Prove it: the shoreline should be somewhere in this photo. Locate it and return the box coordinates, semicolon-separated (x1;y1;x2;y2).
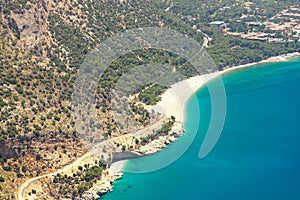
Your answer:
149;52;300;128
222;52;300;74
113;51;300;171
18;52;300;200
82;52;300;200
110;160;128;172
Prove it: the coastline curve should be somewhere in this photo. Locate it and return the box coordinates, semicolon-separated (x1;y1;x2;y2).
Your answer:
72;27;227;173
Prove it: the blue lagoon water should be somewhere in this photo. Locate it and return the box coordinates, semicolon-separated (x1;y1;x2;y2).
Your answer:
102;58;300;200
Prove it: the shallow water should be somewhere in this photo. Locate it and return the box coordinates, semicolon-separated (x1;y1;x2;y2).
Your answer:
102;58;300;200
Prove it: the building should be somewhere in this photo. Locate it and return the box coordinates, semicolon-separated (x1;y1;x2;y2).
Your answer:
209;21;225;27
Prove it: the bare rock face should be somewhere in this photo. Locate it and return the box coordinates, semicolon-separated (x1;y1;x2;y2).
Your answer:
10;2;48;50
0;140;18;159
8;17;20;36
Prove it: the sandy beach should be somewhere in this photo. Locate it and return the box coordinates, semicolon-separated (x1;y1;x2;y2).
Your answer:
109;52;300;172
147;52;300;127
49;52;299;200
110;160;128;172
102;52;300;200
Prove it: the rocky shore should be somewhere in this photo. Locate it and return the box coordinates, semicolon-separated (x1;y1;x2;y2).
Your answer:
79;169;123;200
18;52;300;200
133;125;184;155
81;122;185;199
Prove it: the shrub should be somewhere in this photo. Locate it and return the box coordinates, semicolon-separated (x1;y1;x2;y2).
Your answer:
3;166;12;171
36;154;41;161
54;115;60;121
22;166;27;172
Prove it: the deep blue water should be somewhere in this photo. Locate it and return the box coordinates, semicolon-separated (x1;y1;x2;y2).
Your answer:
102;57;300;200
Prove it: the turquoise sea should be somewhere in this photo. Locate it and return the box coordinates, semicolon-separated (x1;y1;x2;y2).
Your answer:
102;57;300;200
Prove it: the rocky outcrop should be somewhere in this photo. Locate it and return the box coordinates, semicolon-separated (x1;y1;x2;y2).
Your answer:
0;140;18;159
134;123;184;155
80;169;123;200
80;125;185;199
134;134;177;155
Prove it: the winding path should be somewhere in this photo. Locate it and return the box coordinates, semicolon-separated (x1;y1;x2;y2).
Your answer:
18;118;166;200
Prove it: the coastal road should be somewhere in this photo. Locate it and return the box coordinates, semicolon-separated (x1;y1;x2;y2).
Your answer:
18;117;166;200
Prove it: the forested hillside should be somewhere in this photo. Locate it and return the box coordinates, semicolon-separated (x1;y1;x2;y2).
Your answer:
154;0;300;67
0;0;203;198
0;0;299;199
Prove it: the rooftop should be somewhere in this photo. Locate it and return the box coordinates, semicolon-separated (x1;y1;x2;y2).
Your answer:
209;21;225;25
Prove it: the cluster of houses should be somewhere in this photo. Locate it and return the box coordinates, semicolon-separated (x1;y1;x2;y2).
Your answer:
210;6;300;43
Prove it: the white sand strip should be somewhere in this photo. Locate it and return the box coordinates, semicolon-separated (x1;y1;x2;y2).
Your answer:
110;160;128;172
147;52;300;124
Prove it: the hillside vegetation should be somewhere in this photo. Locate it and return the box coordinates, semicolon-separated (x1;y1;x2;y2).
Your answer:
0;0;299;199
